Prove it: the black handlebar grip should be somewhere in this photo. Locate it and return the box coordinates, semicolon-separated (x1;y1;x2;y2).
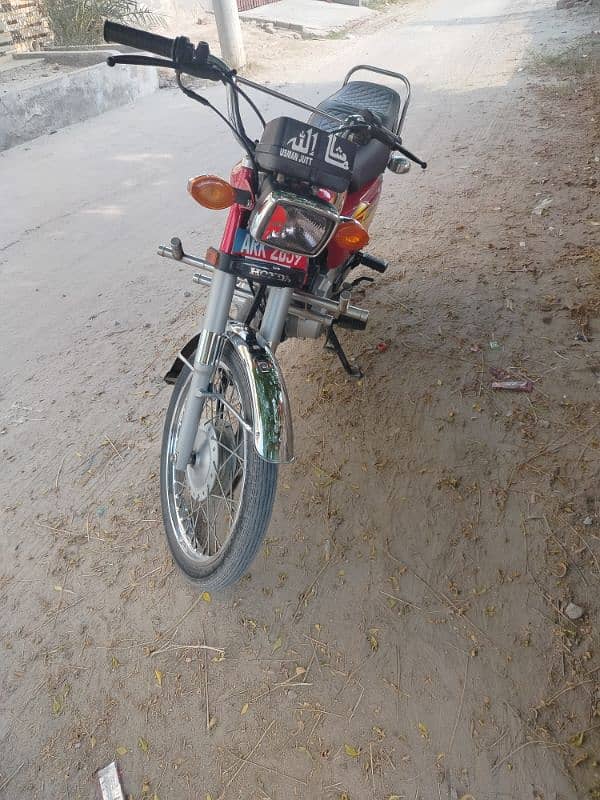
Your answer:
103;20;174;59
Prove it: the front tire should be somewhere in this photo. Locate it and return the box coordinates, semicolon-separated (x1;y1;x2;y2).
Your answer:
160;342;278;590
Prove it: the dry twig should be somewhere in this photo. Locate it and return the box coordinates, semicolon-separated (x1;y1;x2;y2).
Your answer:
217;720;276;799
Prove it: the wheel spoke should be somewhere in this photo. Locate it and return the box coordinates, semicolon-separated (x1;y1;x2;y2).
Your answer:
165;358;248;565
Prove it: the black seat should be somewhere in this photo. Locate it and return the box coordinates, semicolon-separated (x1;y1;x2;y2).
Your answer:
308;81;402;192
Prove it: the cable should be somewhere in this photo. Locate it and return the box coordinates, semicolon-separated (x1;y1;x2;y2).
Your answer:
235;84;266;128
175;73;259;179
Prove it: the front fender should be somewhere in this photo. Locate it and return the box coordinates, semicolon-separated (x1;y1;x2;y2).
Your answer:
164;322;294;464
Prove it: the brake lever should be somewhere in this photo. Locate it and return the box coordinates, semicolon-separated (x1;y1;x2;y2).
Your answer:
107;54;175;69
107;51;225;82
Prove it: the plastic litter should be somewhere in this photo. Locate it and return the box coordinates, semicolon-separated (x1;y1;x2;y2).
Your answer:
97;762;125;800
532;196;553;216
491;379;534;393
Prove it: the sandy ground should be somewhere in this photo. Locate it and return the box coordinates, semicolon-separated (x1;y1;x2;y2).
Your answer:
1;0;599;798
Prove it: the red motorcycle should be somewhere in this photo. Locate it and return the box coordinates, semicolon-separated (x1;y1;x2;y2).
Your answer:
104;21;427;589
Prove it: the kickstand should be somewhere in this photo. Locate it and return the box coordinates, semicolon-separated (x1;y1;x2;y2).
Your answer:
324;326;363;379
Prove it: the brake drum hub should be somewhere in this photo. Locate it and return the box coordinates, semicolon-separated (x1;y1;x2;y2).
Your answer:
187;422;219;502
186;420;238;502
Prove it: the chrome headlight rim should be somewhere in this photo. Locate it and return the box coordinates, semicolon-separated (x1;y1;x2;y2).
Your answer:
248;189;340;257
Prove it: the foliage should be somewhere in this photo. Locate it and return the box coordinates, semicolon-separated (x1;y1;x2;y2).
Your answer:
42;0;165;46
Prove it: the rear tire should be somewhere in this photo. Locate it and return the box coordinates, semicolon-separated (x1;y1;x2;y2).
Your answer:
160;342;278;590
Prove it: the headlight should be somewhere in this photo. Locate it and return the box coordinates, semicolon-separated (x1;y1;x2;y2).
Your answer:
249;190;339;257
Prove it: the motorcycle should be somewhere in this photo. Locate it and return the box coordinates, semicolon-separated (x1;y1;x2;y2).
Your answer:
103;20;427;590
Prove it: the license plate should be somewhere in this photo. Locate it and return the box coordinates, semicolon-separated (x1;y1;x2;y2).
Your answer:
233;229;308;270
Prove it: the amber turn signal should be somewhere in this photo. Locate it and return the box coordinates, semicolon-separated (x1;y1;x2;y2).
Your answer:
332;218;370;251
187;175;237;210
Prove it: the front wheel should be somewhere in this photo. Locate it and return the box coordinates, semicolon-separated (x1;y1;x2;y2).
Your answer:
160;342;278;590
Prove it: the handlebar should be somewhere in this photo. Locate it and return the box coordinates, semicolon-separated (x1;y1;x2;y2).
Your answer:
331;113;427;169
104;20;174;59
103;20;427;168
103;20;225;81
371;127;427;169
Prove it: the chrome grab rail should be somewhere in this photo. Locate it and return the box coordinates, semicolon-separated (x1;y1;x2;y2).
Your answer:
342;64;411;135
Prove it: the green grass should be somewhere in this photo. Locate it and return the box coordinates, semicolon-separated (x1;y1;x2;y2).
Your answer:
325;28;348;39
366;0;408;8
528;35;600;77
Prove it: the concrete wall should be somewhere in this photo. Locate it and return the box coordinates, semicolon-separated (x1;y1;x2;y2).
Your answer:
0;59;158;150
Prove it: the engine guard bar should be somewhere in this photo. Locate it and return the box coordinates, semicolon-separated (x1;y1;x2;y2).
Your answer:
157;244;370;327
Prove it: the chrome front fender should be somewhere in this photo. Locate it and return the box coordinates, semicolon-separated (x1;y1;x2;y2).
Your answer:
164;323;294;464
225;322;294;464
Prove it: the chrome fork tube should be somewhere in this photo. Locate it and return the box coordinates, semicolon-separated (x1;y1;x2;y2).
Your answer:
174;269;236;471
259;287;293;351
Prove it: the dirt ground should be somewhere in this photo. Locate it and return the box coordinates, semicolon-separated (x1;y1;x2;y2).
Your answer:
1;1;599;799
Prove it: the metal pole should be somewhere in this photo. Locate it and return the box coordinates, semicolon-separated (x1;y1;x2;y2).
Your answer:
212;0;246;70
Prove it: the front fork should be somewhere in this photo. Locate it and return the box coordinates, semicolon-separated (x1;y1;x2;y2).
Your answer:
174;275;292;472
174;270;236;471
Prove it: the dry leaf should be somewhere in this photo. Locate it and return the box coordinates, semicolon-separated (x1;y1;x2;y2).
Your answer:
90;735;96;749
52;695;63;715
111;655;120;669
241;703;249;715
344;744;360;758
154;669;163;687
418;722;429;739
201;591;211;603
367;629;379;652
208;716;217;730
387;796;403;800
138;737;150;753
116;746;128;756
272;636;283;652
569;731;585;747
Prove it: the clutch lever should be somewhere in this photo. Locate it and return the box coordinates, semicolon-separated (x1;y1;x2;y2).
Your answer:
354;111;428;170
396;144;427;170
107;54;175;69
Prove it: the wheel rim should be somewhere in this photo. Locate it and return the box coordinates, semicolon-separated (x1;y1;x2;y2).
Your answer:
164;362;247;565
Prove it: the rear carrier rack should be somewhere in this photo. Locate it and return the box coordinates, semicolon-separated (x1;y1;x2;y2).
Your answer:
255;117;357;192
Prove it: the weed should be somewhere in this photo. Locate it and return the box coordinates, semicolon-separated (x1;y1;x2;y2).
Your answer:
42;0;164;46
528;35;600;77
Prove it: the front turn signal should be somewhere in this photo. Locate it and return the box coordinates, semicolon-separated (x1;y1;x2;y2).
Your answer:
188;175;237;210
332;218;370;251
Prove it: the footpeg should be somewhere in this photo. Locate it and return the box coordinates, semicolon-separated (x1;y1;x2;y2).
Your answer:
358;252;388;274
